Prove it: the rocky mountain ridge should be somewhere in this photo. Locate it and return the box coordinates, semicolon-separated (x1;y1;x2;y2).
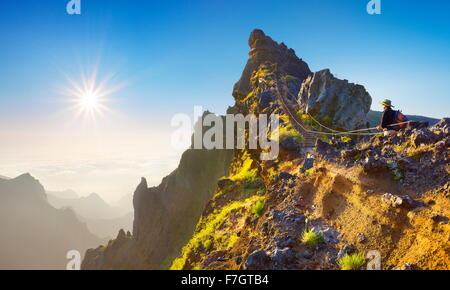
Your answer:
82;29;449;270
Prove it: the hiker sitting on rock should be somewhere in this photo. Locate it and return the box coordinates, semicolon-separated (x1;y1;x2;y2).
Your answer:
376;99;409;134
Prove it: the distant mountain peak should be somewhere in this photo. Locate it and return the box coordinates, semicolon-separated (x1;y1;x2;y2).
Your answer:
0;173;47;202
87;192;102;200
16;172;34;180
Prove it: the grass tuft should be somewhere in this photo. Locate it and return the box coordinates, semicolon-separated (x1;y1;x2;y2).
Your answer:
301;229;324;247
338;252;366;270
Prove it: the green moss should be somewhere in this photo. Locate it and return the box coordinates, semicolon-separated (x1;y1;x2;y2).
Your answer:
202;240;213;251
226;235;240;249
338;252;366;270
252;200;265;217
256;185;266;195
229;152;258;184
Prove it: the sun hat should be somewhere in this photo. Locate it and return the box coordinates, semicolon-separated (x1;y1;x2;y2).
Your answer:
379;99;394;108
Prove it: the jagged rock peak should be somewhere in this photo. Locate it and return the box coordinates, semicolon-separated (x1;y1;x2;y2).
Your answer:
248;29;292;56
117;229;126;239
137;177;148;191
233;29;311;101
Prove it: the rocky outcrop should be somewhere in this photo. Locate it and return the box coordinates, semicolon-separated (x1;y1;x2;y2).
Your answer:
298;69;372;131
82;144;234;269
232;30;371;133
233;29;311;101
131;148;234;269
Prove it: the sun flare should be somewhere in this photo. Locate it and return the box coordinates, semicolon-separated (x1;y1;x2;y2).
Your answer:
61;67;125;122
79;92;100;111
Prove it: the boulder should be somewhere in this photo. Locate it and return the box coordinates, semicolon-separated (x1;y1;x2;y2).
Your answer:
245;250;271;270
280;136;300;151
315;139;337;158
410;129;438;147
431;118;450;136
298;69;372;131
270;247;296;265
277;172;294;181
302;157;315;172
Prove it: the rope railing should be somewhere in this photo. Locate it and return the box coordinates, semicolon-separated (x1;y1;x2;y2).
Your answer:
276;81;376;136
277;79;414;138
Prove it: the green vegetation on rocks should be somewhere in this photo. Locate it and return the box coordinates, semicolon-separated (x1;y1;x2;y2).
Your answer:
338;252;366;270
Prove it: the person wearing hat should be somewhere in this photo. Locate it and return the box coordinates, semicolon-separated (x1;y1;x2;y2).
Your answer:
376;99;397;131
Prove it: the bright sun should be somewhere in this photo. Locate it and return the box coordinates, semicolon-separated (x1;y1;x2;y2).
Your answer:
62;68;125;121
79;92;100;111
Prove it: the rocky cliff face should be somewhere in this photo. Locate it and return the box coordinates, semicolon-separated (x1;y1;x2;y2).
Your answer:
170;31;449;270
82;145;233;269
299;69;372;130
0;174;102;270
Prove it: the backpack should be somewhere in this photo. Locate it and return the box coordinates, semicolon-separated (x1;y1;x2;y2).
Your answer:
395;110;409;129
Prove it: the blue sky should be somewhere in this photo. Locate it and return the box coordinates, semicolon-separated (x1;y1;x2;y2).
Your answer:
0;0;449;201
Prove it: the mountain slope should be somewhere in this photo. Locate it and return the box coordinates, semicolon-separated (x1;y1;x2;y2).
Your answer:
172;119;450;270
82;147;234;269
0;174;102;270
170;31;450;270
